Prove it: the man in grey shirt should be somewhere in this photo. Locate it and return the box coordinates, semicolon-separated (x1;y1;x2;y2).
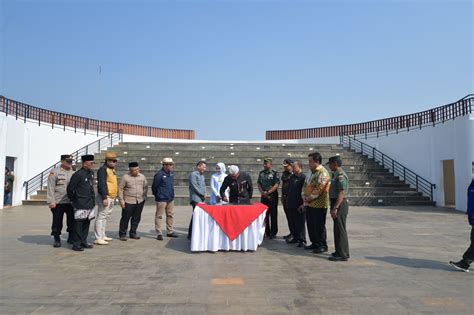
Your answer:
187;161;208;240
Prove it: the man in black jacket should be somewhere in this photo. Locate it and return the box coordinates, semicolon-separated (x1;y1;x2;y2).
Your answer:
94;152;118;245
67;155;96;251
220;165;253;204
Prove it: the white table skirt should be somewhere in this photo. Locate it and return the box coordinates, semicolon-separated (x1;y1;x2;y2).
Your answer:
191;206;267;252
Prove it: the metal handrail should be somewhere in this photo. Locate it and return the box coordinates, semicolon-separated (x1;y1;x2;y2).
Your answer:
340;135;436;201
0;95;195;139
266;94;473;140
23;131;123;200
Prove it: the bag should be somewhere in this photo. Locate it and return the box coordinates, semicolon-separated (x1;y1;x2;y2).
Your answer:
74;209;91;221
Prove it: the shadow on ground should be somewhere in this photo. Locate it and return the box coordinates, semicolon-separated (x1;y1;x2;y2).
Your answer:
365;256;452;271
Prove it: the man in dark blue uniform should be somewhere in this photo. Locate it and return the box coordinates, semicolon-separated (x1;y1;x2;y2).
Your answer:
449;178;474;272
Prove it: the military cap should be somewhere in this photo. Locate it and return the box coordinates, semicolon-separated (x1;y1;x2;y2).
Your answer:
282;159;294;166
61;154;74;161
81;154;95;162
263;157;273;164
129;162;139;168
326;156;342;166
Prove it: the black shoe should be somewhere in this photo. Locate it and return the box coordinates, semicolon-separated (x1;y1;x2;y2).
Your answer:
119;236;128;241
313;247;328;254
157;235;163;241
304;244;317;250
129;235;141;240
286;238;299;244
297;241;306;248
331;252;350;258
81;243;94;249
283;234;292;239
449;260;470;272
53;236;61;248
72;246;84;251
328;256;348;261
167;232;179;238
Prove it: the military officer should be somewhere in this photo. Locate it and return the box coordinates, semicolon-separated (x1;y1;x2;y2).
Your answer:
47;154;75;247
258;157;280;239
327;156;350;261
281;159;294;239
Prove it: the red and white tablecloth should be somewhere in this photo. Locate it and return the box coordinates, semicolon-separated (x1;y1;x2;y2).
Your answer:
190;203;268;252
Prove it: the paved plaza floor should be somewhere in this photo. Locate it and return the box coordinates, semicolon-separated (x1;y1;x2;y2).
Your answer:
0;204;473;314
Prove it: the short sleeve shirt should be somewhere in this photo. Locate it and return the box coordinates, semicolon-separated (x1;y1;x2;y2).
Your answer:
329;169;349;199
258;169;280;191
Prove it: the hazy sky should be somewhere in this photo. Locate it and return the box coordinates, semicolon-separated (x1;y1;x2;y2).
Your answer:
1;0;472;140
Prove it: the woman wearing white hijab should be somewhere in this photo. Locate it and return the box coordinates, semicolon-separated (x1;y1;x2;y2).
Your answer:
210;163;227;205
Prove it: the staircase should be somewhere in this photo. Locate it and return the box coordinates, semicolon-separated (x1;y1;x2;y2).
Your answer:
24;141;435;206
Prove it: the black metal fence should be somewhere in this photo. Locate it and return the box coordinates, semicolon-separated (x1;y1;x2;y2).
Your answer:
267;94;473;140
341;135;436;201
23;132;123;200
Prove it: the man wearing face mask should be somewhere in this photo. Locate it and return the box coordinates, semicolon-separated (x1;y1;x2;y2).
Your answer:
220;165;253;204
210;162;227;205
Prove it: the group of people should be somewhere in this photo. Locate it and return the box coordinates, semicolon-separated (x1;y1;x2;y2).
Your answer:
44;149;474;270
254;153;350;261
47;152;147;251
47;150;352;262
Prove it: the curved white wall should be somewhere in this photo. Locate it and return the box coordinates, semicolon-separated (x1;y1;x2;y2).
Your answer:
352;114;474;212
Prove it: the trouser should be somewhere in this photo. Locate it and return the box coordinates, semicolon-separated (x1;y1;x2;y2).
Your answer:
73;219;91;247
155;201;175;235
305;206;328;248
462;226;474;264
289;207;306;242
282;196;292;236
119;201;145;237
51;203;74;240
94;197;115;240
4;191;12;206
331;198;349;258
188;201;198;238
262;193;278;237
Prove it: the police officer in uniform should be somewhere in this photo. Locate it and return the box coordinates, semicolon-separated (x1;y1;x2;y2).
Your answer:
327;156;350;261
258;158;280;239
47;154;75;247
281;159;294;240
67;154;96;251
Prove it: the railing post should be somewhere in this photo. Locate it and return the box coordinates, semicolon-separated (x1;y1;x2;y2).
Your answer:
98;138;101;151
25;181;29;200
403;168;406;181
430;184;434;201
391;160;395;173
40;173;44;190
348;137;352;149
416;175;419;191
381;154;384;168
372;147;375;159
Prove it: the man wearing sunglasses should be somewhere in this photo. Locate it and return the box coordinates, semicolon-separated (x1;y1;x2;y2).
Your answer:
94;152;119;245
47;154;75;247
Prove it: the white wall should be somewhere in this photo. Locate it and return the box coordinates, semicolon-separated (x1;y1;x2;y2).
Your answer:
0;114;109;208
353;114;474;212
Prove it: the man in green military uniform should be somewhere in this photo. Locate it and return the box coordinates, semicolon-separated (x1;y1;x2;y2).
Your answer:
258;157;280;239
327;156;350;261
47;154;75;247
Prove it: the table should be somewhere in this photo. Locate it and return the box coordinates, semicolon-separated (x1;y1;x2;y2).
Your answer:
190;202;268;252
